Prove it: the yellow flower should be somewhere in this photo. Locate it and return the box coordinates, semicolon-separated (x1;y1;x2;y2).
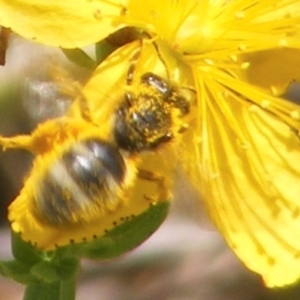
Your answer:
2;0;300;287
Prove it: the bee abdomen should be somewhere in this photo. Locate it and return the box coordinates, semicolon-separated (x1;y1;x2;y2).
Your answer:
34;139;126;225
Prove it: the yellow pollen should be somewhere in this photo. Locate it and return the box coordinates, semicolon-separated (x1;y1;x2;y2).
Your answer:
238;44;247;51
278;38;288;47
93;9;102;20
270;205;281;218
239;141;251;150
151;10;160;20
210;173;220;179
284;11;292;18
267;257;276;266
11;222;21;232
261;100;270;108
222;90;230;98
235;11;245;19
240;62;250;70
204;59;214;65
270;85;280;96
194;136;203;144
292;207;300;219
290;110;300;120
229;54;238;62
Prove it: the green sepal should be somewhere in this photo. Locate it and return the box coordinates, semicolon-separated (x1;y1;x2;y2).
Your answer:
0;260;39;284
5;232;80;285
62;27;141;70
11;232;41;265
52;257;80;281
61;48;97;70
95;27;142;65
95;39;116;65
57;201;170;260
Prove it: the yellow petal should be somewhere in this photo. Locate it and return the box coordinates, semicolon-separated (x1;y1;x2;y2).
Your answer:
183;67;300;287
0;0;126;48
244;48;300;95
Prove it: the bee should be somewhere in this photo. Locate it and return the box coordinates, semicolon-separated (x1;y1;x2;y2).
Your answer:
1;41;196;249
1;0;300;289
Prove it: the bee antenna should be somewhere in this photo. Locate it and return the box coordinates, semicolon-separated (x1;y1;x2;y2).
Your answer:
142;32;170;80
152;41;170;80
126;32;171;86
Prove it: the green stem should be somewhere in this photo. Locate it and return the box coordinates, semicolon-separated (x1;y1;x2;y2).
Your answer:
59;277;76;300
23;277;76;300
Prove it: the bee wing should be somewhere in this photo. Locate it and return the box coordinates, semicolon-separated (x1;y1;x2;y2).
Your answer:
66;42;139;128
0;0;126;48
182;72;300;287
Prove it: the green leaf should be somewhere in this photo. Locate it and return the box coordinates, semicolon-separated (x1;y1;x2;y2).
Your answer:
62;48;97;70
7;232;80;285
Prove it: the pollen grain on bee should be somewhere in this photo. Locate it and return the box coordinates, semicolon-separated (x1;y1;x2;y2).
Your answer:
93;9;102;20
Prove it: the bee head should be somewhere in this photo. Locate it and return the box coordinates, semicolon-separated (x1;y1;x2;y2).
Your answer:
113;72;194;153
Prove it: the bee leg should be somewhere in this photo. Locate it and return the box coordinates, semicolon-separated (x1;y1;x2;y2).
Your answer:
142;32;170;80
126;39;143;86
137;169;169;202
0;135;33;151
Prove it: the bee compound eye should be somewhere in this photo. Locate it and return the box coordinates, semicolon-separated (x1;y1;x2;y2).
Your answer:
34;139;126;225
